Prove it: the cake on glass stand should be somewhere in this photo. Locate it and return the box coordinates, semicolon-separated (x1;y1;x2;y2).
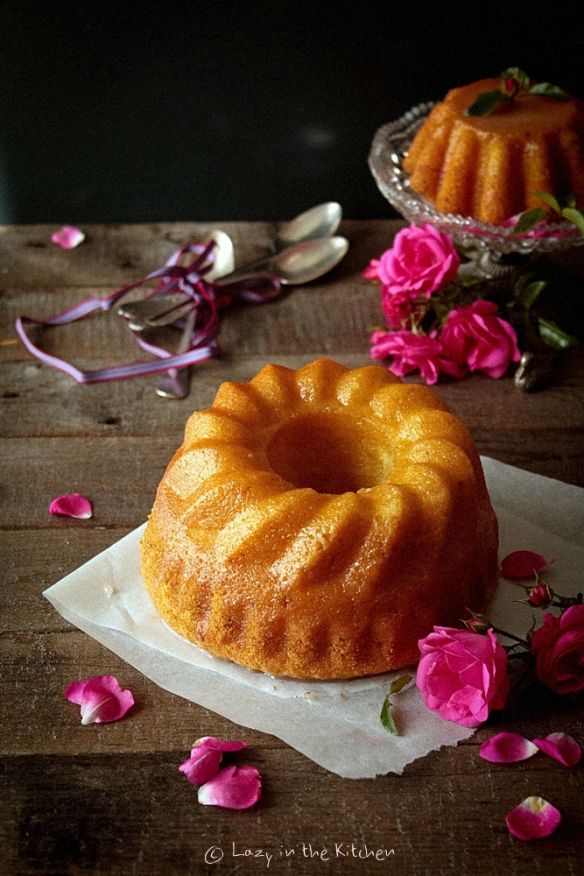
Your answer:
368;103;584;390
368;102;584;278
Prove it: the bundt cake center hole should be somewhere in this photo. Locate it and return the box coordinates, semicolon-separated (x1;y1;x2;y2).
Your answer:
267;413;389;494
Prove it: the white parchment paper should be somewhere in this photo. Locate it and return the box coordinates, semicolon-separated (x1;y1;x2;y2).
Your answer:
44;458;584;779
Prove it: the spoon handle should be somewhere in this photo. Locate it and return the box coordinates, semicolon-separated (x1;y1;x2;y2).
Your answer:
214;253;275;283
155;310;196;399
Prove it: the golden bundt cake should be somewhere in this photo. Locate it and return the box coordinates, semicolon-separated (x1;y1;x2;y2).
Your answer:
403;78;584;225
141;359;498;679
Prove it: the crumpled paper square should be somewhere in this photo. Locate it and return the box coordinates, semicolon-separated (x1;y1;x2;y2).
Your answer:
44;458;584;778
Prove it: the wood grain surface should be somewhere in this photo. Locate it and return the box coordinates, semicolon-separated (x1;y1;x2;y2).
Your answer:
1;221;583;875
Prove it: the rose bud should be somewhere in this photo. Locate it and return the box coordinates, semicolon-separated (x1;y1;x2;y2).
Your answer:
528;582;553;608
463;614;490;635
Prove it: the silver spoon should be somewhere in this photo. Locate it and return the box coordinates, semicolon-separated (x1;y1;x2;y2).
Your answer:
120;204;342;329
223;234;349;285
155;309;197;399
221;202;343;277
218;201;342;282
276;201;342;248
144;235;349;329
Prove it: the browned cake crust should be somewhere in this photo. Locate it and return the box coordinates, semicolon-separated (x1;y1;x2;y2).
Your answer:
403;78;584;225
141;359;499;679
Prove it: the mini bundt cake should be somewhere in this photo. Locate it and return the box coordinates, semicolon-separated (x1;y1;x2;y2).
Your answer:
141;359;498;679
403;77;584;225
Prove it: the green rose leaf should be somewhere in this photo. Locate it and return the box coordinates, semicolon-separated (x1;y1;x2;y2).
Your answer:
380;674;413;735
465;70;565;116
532;190;561;213
389;674;413;696
518;279;547;310
561;207;584;234
502;67;531;89
538;318;579;349
525;614;538;642
380;695;399;735
512;207;547;234
465;90;506;117
529;82;566;98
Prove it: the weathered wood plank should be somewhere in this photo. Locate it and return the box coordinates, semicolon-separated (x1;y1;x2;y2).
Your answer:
1;529;133;632
2;352;584;440
2;743;582;875
1;280;379;367
0;437;170;528
0;221;276;288
0;219;396;289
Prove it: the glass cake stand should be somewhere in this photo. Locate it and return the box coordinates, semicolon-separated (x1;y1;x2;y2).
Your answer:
368;102;584;273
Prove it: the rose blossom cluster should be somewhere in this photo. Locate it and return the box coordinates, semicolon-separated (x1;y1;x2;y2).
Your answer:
412;553;583;842
415;551;584;729
378;546;582;840
365;224;521;384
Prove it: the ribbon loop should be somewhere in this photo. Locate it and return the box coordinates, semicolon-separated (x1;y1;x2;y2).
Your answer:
15;240;282;384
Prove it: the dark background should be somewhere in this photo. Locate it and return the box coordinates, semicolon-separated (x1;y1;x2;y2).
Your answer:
2;0;584;224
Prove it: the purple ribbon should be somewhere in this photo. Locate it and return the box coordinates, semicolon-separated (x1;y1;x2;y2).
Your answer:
15;240;282;384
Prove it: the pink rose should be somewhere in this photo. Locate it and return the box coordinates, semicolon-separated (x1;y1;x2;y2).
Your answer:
416;627;509;727
530;605;584;695
363;258;383;281
364;223;460;298
370;329;463;385
440;300;521;379
380;289;416;330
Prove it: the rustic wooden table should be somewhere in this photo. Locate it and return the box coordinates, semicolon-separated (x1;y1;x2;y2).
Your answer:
1;221;583;875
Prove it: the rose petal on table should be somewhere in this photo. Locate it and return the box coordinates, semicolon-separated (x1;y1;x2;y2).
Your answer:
193;736;247;752
533;732;582;767
65;674;134;724
51;225;86;249
49;493;93;519
500;550;547;579
479;732;539;763
179;747;222;785
197;764;261;810
505;796;561;841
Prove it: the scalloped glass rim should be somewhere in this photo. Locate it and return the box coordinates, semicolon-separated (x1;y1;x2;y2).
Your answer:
368;102;584;255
